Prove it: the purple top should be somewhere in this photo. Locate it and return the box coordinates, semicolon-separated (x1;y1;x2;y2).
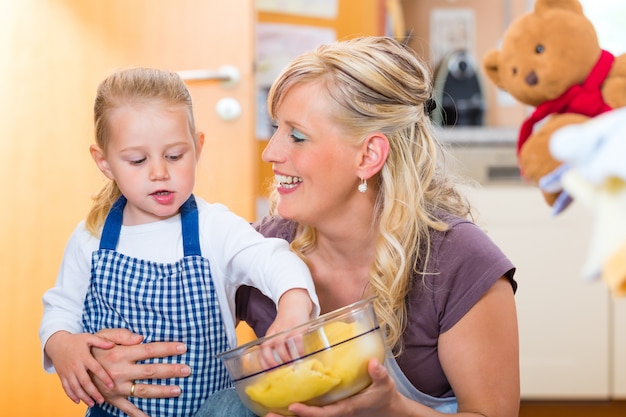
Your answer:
236;214;516;398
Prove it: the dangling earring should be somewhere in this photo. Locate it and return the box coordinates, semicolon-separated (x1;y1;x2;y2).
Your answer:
358;178;368;193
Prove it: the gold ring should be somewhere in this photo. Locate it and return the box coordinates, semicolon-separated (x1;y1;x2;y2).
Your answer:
130;381;136;397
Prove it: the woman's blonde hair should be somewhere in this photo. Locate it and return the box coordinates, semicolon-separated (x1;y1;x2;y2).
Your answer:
85;67;196;236
266;36;472;354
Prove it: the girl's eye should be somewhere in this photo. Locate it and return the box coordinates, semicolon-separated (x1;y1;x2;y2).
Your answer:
130;158;146;166
166;154;183;161
291;128;307;142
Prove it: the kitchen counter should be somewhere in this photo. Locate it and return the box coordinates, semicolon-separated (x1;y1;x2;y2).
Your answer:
435;126;519;147
436;126;521;184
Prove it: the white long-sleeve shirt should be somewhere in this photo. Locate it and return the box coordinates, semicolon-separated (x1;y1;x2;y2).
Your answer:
40;196;318;371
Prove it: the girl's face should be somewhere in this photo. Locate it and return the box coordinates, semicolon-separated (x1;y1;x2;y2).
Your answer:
92;103;202;225
262;82;363;227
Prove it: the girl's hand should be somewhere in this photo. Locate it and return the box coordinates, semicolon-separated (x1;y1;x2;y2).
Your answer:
44;331;116;407
251;306;307;373
257;329;305;370
260;288;312;367
266;288;313;337
265;358;405;417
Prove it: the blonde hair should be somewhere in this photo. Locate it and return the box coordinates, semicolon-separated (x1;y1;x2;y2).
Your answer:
267;37;472;354
85;67;196;236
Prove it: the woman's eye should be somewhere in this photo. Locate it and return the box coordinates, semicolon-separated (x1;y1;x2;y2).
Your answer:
291;129;307;142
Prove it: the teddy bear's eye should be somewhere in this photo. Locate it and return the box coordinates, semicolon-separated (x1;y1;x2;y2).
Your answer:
512;67;518;76
535;44;545;54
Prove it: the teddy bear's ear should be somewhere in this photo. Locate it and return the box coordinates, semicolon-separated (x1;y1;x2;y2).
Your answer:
482;49;504;90
534;0;583;15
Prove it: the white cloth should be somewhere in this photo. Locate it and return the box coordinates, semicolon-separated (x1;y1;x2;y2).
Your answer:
548;108;626;295
550;107;626;185
40;196;319;371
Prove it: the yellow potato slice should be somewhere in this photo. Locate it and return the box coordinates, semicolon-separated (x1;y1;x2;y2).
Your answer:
309;321;368;388
245;321;379;410
307;321;360;351
245;358;341;409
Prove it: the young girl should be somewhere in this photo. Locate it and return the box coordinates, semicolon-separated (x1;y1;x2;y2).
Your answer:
39;67;319;417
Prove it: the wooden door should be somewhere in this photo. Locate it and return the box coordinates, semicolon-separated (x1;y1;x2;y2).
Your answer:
0;1;254;416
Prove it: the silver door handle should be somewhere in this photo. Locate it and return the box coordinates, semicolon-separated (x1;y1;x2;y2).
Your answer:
177;65;240;87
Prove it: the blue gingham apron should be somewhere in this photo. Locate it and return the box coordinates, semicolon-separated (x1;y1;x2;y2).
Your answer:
83;195;232;417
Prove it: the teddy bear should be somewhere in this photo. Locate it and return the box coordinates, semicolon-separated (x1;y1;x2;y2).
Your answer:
482;0;626;213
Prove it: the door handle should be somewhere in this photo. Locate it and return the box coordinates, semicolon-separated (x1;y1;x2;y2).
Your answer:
177;65;240;87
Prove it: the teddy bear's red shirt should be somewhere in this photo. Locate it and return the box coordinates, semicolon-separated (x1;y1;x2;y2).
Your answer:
517;49;615;154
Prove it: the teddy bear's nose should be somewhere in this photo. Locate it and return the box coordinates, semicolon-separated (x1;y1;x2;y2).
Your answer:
525;70;538;86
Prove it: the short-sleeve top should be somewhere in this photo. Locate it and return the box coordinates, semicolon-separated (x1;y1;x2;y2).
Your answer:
236;213;516;398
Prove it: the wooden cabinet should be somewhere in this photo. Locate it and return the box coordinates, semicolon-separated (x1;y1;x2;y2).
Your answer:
462;184;624;399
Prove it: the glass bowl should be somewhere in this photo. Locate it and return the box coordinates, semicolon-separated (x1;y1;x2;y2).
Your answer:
217;297;386;416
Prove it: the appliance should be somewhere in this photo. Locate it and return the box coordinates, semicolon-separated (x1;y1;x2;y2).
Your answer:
432;50;485;127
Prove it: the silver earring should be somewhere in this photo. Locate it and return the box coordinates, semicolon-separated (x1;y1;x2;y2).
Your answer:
358;178;367;193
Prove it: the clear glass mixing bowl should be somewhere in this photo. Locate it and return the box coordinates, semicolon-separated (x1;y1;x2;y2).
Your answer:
217;297;385;416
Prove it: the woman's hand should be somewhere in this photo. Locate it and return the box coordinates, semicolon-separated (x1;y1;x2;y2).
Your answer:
90;328;192;417
266;358;405;417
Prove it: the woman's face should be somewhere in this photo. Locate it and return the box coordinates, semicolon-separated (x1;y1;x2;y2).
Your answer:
262;81;364;226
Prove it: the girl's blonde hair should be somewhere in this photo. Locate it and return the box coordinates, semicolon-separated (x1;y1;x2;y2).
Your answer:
85;67;196;236
267;37;472;354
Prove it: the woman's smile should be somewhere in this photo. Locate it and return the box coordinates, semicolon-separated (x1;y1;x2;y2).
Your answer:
274;174;303;191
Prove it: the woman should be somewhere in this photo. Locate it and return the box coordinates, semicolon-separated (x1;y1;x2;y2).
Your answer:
92;37;520;417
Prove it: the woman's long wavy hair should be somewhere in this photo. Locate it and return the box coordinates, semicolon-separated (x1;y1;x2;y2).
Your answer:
84;68;196;236
266;37;472;354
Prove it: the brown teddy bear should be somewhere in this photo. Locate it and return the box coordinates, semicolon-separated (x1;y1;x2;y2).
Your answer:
482;0;626;212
